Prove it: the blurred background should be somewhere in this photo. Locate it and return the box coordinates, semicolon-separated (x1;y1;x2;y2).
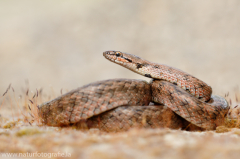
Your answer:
0;0;240;101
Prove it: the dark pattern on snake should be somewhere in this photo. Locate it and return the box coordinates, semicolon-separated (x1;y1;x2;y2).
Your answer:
38;51;229;131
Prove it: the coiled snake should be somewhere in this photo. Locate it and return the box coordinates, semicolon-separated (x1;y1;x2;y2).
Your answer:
39;51;229;131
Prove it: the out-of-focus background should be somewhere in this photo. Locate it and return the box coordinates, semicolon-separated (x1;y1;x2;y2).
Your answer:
1;0;240;99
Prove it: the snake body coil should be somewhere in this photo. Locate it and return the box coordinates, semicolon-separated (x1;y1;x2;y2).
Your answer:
39;51;229;131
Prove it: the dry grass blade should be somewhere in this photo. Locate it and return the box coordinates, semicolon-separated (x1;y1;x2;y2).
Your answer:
2;83;11;96
29;100;33;104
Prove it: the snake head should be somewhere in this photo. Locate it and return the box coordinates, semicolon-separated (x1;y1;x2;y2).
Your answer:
103;50;143;64
103;50;151;77
103;51;127;63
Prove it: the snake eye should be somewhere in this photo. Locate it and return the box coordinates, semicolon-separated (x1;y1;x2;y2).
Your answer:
116;52;121;57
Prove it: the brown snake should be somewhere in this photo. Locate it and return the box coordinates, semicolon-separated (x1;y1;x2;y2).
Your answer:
39;51;229;131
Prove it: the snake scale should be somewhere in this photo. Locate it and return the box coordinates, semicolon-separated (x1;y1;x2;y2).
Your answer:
39;51;229;131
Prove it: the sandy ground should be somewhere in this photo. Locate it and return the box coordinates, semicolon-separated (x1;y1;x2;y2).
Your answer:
1;1;240;158
0;126;240;159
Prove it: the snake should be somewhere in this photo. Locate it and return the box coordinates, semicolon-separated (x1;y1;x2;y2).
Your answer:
38;51;229;131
